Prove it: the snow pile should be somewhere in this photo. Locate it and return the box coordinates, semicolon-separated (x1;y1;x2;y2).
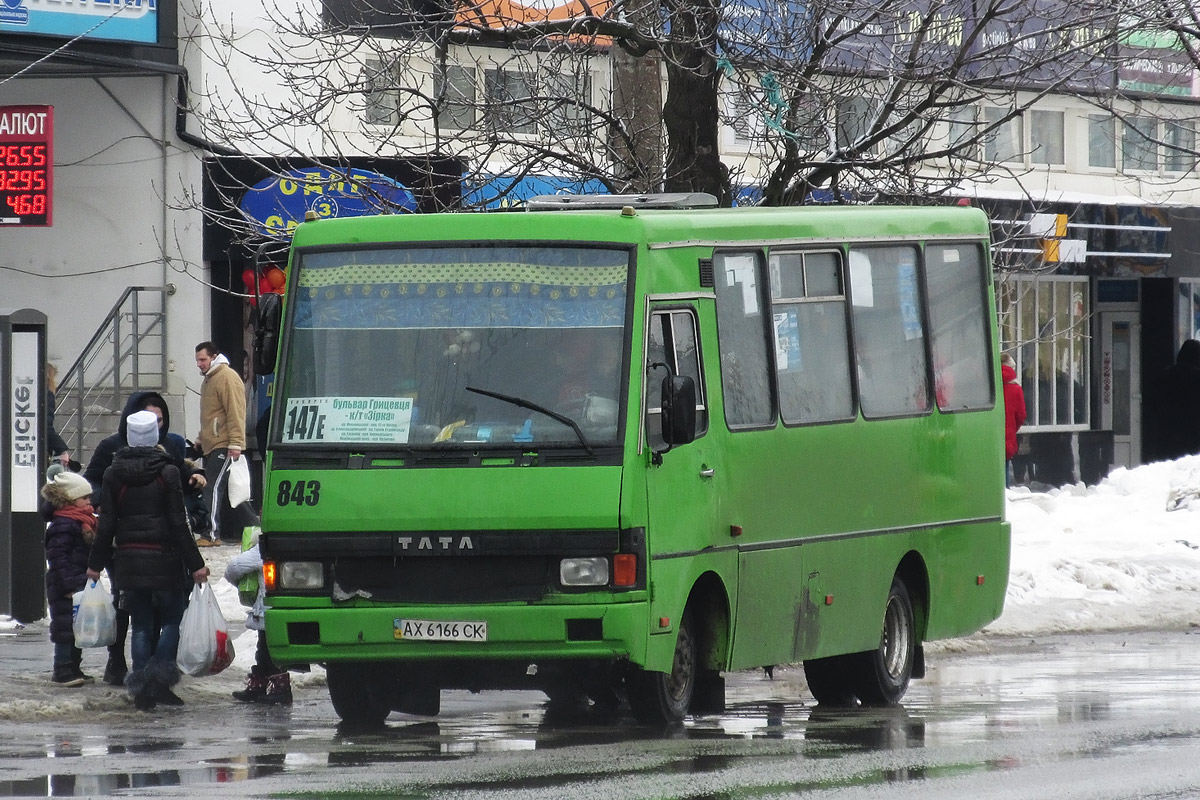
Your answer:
989;456;1200;635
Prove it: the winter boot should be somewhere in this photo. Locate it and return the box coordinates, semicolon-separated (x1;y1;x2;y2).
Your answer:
52;663;85;688
147;660;182;707
103;652;128;687
232;669;269;702
125;667;156;711
254;672;293;705
70;651;94;683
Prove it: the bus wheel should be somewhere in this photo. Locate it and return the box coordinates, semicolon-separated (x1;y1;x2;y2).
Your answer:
327;663;391;727
803;655;859;707
627;613;697;724
854;577;916;706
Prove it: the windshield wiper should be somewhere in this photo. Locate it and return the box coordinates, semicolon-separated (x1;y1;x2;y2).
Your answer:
464;386;593;455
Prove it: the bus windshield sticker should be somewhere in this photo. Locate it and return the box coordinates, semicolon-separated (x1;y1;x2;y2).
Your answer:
283;397;414;444
773;310;801;371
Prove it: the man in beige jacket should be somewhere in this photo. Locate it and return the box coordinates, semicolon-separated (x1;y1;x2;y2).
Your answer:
195;341;247;545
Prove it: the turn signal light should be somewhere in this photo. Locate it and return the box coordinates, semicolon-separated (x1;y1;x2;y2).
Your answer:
613;554;637;587
263;560;277;591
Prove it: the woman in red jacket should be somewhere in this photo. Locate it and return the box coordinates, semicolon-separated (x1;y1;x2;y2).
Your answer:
1002;354;1027;487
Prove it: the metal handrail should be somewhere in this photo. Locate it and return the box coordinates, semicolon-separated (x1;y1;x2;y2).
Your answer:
54;287;168;463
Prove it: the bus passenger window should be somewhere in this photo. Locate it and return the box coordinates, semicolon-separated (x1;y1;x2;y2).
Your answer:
646;310;707;449
925;244;993;411
849;246;930;418
714;252;775;428
769;250;854;424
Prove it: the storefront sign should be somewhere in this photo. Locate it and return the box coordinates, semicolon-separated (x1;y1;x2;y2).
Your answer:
0;0;159;45
239;167;416;237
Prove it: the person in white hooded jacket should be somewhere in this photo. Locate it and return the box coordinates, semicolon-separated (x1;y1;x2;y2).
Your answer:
224;538;292;704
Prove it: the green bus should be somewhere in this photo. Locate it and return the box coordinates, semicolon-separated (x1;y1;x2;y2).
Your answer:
254;194;1010;726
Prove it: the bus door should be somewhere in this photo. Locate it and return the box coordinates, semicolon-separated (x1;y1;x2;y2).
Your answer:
643;305;726;633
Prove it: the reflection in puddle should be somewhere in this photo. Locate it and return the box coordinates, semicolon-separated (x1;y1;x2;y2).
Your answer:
0;759;286;797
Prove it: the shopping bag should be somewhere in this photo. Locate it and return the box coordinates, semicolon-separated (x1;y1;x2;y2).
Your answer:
237;526;261;607
177;583;235;676
227;455;251;508
72;580;117;648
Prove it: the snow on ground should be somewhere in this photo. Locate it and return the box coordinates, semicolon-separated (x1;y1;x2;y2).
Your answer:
989;455;1200;635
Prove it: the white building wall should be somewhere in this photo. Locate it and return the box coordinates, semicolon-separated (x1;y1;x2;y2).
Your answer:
0;74;208;435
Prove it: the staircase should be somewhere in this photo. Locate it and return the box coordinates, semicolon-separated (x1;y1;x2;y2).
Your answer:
54;287;168;467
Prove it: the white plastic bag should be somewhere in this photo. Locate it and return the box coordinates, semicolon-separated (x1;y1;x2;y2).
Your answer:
227;455;251;508
72;579;117;648
177;583;235;676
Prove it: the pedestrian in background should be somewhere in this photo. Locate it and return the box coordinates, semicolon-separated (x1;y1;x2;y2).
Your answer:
87;410;209;711
82;390;207;687
45;362;72;468
1147;339;1200;461
1002;353;1027;487
195;341;248;545
41;470;96;687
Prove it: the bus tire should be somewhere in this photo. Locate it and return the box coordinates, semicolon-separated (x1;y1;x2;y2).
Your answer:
803;655;859;707
853;577;916;706
326;663;391;727
626;612;697;724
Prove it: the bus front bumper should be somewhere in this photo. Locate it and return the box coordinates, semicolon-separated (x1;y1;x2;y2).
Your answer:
263;599;649;668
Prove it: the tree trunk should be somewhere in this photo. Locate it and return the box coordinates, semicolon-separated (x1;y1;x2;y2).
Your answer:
661;0;730;206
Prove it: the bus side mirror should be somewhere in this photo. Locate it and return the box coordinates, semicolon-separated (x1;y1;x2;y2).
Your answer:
253;292;282;375
661;374;697;446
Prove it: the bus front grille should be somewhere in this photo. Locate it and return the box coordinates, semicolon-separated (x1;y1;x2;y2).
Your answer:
332;556;553;603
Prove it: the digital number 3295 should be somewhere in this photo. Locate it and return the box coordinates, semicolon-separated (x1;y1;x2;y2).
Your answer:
276;479;321;507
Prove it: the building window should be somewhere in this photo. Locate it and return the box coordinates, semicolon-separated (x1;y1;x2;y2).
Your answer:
837;96;874;153
1088;115;1116;169
1122;116;1158;172
997;276;1090;430
542;70;592;138
728;84;762;147
435;64;477;131
1030;110;1064;166
947;105;980;160
983;107;1023;164
362;59;399;126
484;68;536;135
1165;121;1195;173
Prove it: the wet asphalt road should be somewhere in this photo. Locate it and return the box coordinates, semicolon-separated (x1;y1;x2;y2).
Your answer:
1;627;1199;798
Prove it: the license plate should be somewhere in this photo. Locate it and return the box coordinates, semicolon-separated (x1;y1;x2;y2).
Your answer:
394;619;488;642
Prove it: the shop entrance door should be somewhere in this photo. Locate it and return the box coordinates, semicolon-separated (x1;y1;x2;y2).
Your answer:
1099;311;1140;468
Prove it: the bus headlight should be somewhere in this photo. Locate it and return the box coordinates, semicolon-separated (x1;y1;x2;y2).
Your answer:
279;561;324;590
560;557;610;587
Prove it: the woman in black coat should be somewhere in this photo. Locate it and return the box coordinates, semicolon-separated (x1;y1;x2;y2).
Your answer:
87;410;209;710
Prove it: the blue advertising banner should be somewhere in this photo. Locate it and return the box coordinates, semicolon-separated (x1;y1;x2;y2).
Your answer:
463;173;608;209
0;0;158;45
238;167;417;237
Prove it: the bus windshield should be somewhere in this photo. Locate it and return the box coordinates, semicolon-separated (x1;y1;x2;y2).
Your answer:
276;244;631;449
